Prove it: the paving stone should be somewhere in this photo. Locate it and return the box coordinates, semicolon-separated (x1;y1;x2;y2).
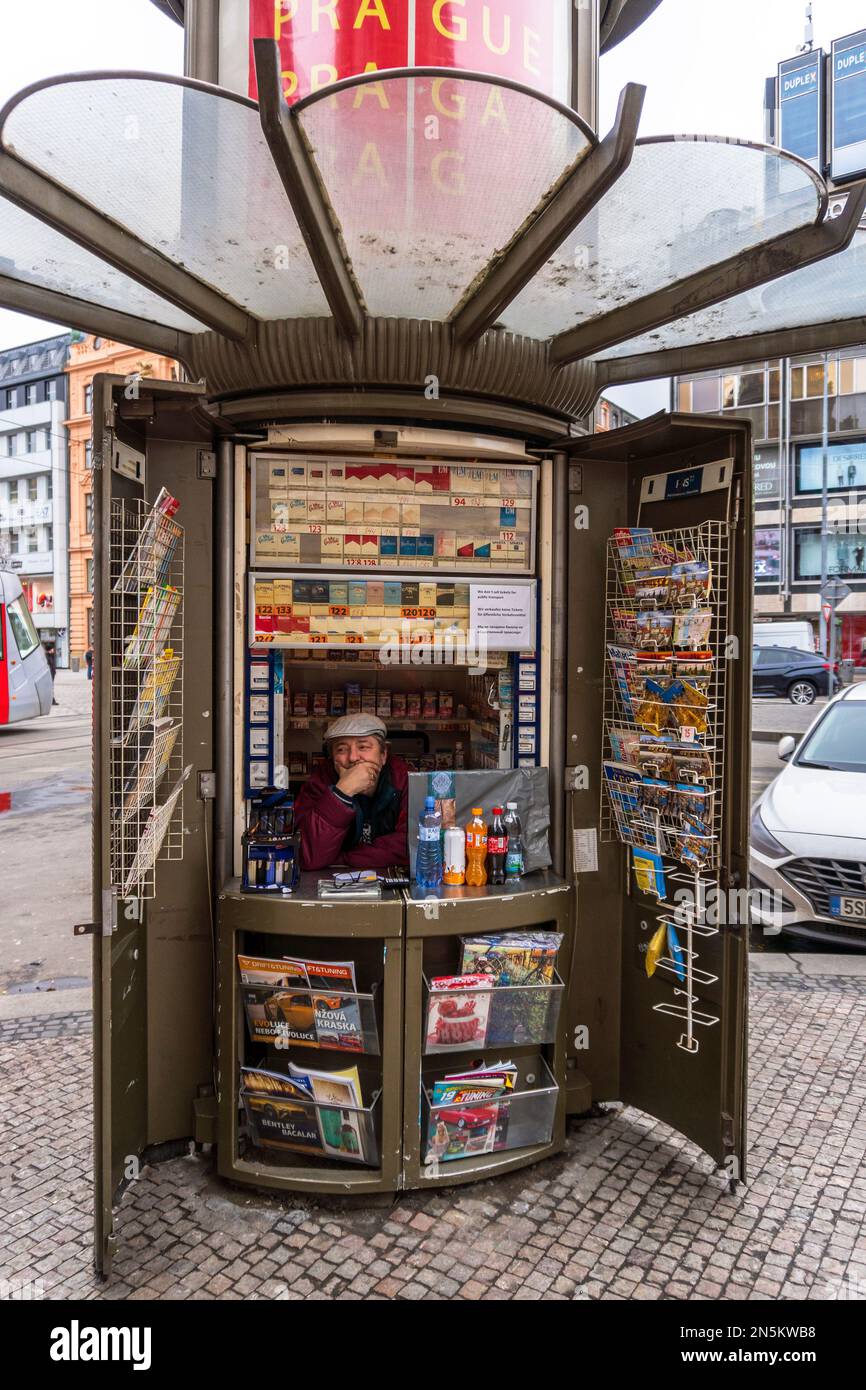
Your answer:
2;972;864;1302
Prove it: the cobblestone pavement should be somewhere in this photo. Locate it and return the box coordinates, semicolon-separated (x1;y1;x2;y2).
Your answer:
2;974;865;1302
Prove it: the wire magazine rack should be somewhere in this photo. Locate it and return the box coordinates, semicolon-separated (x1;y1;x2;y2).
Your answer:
109;496;187;899
600;520;731;1055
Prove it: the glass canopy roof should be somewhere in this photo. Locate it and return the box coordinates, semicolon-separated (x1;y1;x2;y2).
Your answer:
593;228;866;363
296;72;595;322
1;76;329;320
0;67;857;371
499;137;825;340
0;192;206;332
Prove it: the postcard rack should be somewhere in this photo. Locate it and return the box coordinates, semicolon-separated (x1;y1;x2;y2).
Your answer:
108;494;186;899
600;521;730;1056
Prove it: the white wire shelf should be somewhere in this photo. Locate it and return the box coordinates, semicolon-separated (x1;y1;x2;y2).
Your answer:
109;495;185;900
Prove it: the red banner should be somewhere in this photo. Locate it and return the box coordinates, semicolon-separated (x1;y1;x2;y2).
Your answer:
247;1;565;103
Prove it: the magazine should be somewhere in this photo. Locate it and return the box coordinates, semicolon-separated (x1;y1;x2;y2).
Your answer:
459;933;563;987
288;1062;368;1161
240;1067;322;1157
425;1062;517;1162
237;953;364;1051
426;974;493;1050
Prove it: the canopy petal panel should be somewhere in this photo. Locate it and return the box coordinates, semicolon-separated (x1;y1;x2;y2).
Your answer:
0;191;206;334
293;70;597;323
594;213;866;382
500;137;828;347
0;74;330;324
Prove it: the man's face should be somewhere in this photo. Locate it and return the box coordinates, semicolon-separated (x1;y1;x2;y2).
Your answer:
329;736;387;777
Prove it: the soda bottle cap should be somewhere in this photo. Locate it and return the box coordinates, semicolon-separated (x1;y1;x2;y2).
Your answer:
471;807;483;815
425;796;436;809
492;806;503;815
506;802;517;809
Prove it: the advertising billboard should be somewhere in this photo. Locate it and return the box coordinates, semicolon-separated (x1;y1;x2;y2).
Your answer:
217;1;572;104
831;27;866;180
755;527;782;582
777;50;824;169
797;439;866;493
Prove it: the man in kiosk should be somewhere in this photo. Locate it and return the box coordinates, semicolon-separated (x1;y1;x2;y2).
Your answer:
295;714;409;871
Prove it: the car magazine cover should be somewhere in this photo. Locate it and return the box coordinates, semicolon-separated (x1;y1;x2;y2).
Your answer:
425;974;493;1051
425;1064;517;1163
240;1067;322;1157
237;953;365;1052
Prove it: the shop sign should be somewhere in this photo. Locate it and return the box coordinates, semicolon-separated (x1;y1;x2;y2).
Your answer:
754;446;781;501
831;28;866;180
221;1;570;103
777;50;824;169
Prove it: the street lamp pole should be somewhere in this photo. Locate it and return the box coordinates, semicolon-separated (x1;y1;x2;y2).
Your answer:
819;351;829;656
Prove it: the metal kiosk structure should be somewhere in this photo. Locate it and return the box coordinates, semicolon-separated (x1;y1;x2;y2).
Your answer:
2;9;865;1274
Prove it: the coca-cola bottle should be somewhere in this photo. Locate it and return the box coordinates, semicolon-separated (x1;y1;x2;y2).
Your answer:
487;806;507;885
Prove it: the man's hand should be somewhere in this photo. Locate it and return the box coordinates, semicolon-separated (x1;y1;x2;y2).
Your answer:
335;761;381;799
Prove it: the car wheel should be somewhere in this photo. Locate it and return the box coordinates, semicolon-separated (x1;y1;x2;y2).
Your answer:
788;679;817;705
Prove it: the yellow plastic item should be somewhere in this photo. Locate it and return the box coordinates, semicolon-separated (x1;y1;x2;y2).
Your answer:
645;922;667;978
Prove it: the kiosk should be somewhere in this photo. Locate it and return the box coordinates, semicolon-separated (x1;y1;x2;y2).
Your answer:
0;4;860;1276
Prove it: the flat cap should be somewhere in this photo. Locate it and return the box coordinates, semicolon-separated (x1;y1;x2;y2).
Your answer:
323;714;388;744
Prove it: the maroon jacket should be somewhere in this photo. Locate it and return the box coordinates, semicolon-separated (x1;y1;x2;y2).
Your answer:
294;755;410;871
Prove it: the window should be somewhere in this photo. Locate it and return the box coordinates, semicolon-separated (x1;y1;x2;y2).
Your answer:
27;477;38;501
84;441;92;470
83;383;93;414
6;388;18;409
14;433;27;455
768;366;781;403
7;594;40;658
85;493;93;534
794;528;866;580
45;525;53;552
796;702;866;774
46;473;52;500
796;439;866;493
677;382;692;411
26;527;39;553
839;356;866;395
0;435;8;457
692;377;721;412
46;378;58;402
25;384;37;406
86;558;94;593
791;359;837;399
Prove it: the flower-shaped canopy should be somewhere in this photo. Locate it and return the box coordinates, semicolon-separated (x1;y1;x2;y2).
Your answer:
0;47;862;414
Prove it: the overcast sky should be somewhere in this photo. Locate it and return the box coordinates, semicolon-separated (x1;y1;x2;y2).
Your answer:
0;0;864;416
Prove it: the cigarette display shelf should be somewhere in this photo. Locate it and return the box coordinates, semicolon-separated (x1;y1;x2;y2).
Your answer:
285;717;472;731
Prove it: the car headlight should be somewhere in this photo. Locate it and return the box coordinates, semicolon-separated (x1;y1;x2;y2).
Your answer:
750;803;788;859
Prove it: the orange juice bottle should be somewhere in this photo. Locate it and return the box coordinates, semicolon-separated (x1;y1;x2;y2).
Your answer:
465;808;488;886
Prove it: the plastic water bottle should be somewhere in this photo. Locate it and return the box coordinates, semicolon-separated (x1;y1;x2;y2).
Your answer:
504;802;524;880
416;796;443;892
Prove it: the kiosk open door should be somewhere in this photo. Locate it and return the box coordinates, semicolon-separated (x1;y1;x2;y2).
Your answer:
90;376;218;1274
561;414;752;1181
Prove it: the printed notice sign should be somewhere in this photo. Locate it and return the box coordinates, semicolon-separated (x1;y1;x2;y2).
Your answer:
470;583;534;650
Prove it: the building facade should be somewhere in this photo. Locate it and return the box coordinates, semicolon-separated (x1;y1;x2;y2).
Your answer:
65;336;178;662
0;334;73;666
594;395;638;433
675;349;866;663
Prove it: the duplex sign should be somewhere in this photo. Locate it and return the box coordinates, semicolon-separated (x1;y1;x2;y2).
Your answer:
777;50;823;169
832;27;866;179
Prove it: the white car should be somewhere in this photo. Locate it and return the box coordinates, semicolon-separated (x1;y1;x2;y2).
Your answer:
750;684;866;948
